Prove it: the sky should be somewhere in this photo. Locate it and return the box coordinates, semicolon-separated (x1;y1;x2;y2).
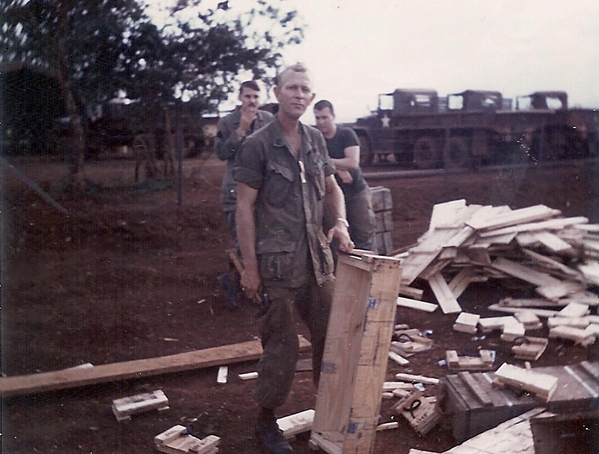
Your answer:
148;0;599;123
277;0;599;122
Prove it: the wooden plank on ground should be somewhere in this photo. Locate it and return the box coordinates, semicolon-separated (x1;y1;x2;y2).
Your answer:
428;272;462;314
498;297;566;308
395;372;439;386
0;336;311;398
488;304;563;319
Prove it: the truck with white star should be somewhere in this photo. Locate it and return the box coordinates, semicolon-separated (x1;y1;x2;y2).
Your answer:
352;89;599;169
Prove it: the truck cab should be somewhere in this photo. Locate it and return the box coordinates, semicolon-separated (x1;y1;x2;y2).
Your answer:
516;91;568;110
447;90;508;111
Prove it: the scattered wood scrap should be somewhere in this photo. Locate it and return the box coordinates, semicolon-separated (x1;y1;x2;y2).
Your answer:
453;312;480;334
112;389;169;422
500;319;526;342
391;327;434;356
395;372;439;386
396;296;437;313
446;350;494;371
493;363;558;402
277;409;315;440
511;337;549;361
391;390;442;435
154;425;220;454
549;325;596;346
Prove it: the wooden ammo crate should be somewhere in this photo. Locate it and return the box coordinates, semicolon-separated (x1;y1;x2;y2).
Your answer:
441;361;599;442
530;409;599;454
370;186;393;255
310;252;402;454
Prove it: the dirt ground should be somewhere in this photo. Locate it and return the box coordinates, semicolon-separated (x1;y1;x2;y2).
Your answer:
1;153;598;454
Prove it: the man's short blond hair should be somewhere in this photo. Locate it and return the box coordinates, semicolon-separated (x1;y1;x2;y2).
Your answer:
276;63;312;87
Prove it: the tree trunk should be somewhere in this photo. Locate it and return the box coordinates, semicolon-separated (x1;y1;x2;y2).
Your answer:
56;34;86;193
64;85;86;192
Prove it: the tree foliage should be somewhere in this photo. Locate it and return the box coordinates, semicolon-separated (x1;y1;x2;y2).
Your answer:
0;0;303;185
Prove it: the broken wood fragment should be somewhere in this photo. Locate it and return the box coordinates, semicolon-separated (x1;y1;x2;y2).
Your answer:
395;372;439;386
396;296;437;313
549;325;596;346
216;366;228;384
514;311;542;330
112;389;169;422
278;409;314;439
500;320;526;342
493;363;558;402
446;350;494;371
388;351;410;366
398;286;424;300
511;337;548;361
557;302;590;318
478;316;517;332
154;426;220;454
453;312;480;334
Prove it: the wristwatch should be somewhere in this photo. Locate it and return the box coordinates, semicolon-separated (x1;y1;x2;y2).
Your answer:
336;218;350;228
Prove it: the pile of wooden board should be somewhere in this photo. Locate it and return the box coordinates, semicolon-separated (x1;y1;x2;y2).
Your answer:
395;199;599;315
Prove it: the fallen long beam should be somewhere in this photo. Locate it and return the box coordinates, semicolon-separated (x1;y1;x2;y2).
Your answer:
1;336;311;398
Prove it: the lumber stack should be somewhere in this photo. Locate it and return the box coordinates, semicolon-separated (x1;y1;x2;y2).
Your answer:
371;186;394;255
395;199;599;314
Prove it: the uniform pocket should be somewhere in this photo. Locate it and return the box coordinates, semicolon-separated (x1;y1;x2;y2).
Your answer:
264;161;295;206
257;239;297;282
259;251;295;281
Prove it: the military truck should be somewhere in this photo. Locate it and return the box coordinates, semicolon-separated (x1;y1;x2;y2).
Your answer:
353;89;599;168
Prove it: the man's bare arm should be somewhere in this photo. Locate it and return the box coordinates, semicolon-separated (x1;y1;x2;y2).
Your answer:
236;182;261;298
331;145;360;171
324;175;354;252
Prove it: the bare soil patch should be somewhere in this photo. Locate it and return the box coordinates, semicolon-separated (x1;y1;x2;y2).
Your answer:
2;155;598;453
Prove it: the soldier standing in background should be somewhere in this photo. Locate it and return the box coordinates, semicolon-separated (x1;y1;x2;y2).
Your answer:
215;80;274;307
314;99;377;255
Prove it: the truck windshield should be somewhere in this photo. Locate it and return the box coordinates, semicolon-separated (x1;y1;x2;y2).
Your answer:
447;95;463;110
378;94;393;111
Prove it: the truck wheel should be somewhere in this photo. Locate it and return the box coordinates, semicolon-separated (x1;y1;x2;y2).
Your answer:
358;135;374;167
444;137;472;169
412;137;440;169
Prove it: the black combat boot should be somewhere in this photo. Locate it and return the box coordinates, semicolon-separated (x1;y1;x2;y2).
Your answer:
255;407;294;454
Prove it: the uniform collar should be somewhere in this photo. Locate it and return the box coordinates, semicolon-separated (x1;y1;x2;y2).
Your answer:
271;116;315;155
